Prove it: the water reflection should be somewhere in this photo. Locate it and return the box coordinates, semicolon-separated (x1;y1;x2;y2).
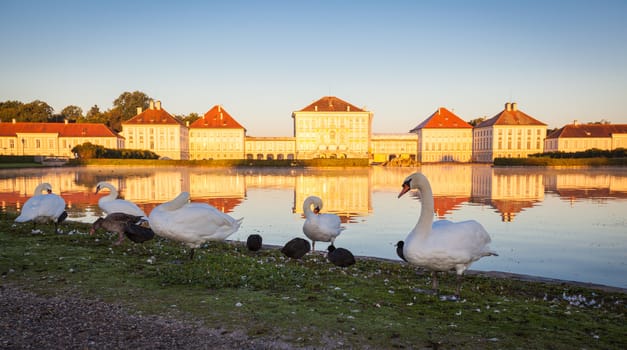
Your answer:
1;165;626;288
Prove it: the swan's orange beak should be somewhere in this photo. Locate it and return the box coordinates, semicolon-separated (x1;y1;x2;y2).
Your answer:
398;183;411;198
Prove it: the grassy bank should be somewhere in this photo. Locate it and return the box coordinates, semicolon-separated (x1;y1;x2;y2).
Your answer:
1;215;625;349
70;158;370;167
494;157;627;166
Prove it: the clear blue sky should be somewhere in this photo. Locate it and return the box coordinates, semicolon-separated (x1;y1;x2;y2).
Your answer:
1;0;626;136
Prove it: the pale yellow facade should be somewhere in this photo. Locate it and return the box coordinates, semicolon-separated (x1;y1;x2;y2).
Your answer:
292;100;373;159
370;133;418;163
189;128;245;160
473;125;545;162
417;128;473;162
244;137;295;160
122;124;189;160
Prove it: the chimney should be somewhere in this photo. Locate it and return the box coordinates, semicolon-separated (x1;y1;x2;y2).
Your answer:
64;119;68;124
512;102;518;111
346;105;350;112
156;100;161;110
573;120;579;126
505;102;511;111
149;100;155;110
136;107;142;115
314;105;318;112
186;121;189;127
12;118;16;124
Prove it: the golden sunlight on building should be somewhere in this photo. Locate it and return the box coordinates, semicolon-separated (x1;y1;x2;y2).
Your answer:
121;100;189;160
410;107;473;163
473;102;546;162
189;105;246;160
545;122;627;152
245;137;295;160
370;133;418;163
292;96;373;159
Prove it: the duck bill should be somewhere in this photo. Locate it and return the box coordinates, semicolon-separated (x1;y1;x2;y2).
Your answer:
398;184;411;198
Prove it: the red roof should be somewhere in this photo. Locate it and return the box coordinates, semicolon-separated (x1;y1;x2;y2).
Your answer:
190;105;245;129
0;122;122;138
477;103;546;128
547;123;627;139
410;107;472;132
298;96;365;112
123;104;184;126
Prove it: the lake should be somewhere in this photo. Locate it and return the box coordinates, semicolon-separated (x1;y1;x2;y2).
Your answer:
1;164;626;289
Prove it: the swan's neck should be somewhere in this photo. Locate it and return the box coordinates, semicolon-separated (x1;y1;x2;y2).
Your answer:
303;198;315;218
101;183;118;200
33;183;48;195
161;192;190;211
411;177;435;239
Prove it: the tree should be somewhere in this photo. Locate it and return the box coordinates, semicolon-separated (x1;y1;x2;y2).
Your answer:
467;116;487;127
20;100;54;122
178;112;201;125
83;105;105;124
0;100;24;122
60;105;84;122
112;91;151;122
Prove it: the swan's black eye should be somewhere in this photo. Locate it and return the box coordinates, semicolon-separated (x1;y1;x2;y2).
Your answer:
402;179;411;188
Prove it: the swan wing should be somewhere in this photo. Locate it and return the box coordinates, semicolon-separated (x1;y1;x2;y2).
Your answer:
100;199;146;218
149;202;241;246
15;194;66;222
303;213;344;242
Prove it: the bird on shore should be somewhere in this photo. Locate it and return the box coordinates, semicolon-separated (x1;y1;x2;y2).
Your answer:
90;212;154;245
398;172;498;297
148;191;243;259
302;196;344;252
95;181;147;219
15;182;67;233
327;244;356;267
246;234;263;251
281;238;310;259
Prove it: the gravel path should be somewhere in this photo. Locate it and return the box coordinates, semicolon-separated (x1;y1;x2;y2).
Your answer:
0;284;295;350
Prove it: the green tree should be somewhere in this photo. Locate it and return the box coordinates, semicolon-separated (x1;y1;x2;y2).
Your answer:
178;112;201;125
60;105;83;122
467;116;487;127
83;105;105;124
112;91;151;122
20;100;54;122
0;100;24;122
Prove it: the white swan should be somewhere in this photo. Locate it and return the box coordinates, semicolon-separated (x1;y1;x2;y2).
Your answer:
148;192;244;259
95;181;147;218
398;172;498;297
15;182;67;233
302;196;345;252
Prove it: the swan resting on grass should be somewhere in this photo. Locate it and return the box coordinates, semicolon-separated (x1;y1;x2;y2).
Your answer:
15;182;67;233
149;191;243;259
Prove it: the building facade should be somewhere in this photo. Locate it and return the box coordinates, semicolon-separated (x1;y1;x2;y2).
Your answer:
410;107;473;163
370;133;418;163
545;122;627;152
121;100;189;160
0;119;123;157
473;102;547;162
291;96;373;159
189;105;246;160
245;136;296;160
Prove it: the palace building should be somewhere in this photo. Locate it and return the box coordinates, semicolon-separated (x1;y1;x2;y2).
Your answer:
5;97;596;164
121;100;190;160
0;119;123;158
410;107;473;163
472;102;547;162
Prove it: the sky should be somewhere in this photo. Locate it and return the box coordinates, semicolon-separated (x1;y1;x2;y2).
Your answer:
1;0;626;136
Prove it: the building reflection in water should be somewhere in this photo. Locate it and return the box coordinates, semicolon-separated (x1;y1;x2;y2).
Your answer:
1;165;626;223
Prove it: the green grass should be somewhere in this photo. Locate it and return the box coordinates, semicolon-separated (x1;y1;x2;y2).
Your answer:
1;214;625;349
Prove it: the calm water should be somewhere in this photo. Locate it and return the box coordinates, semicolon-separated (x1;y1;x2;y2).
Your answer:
1;164;626;289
